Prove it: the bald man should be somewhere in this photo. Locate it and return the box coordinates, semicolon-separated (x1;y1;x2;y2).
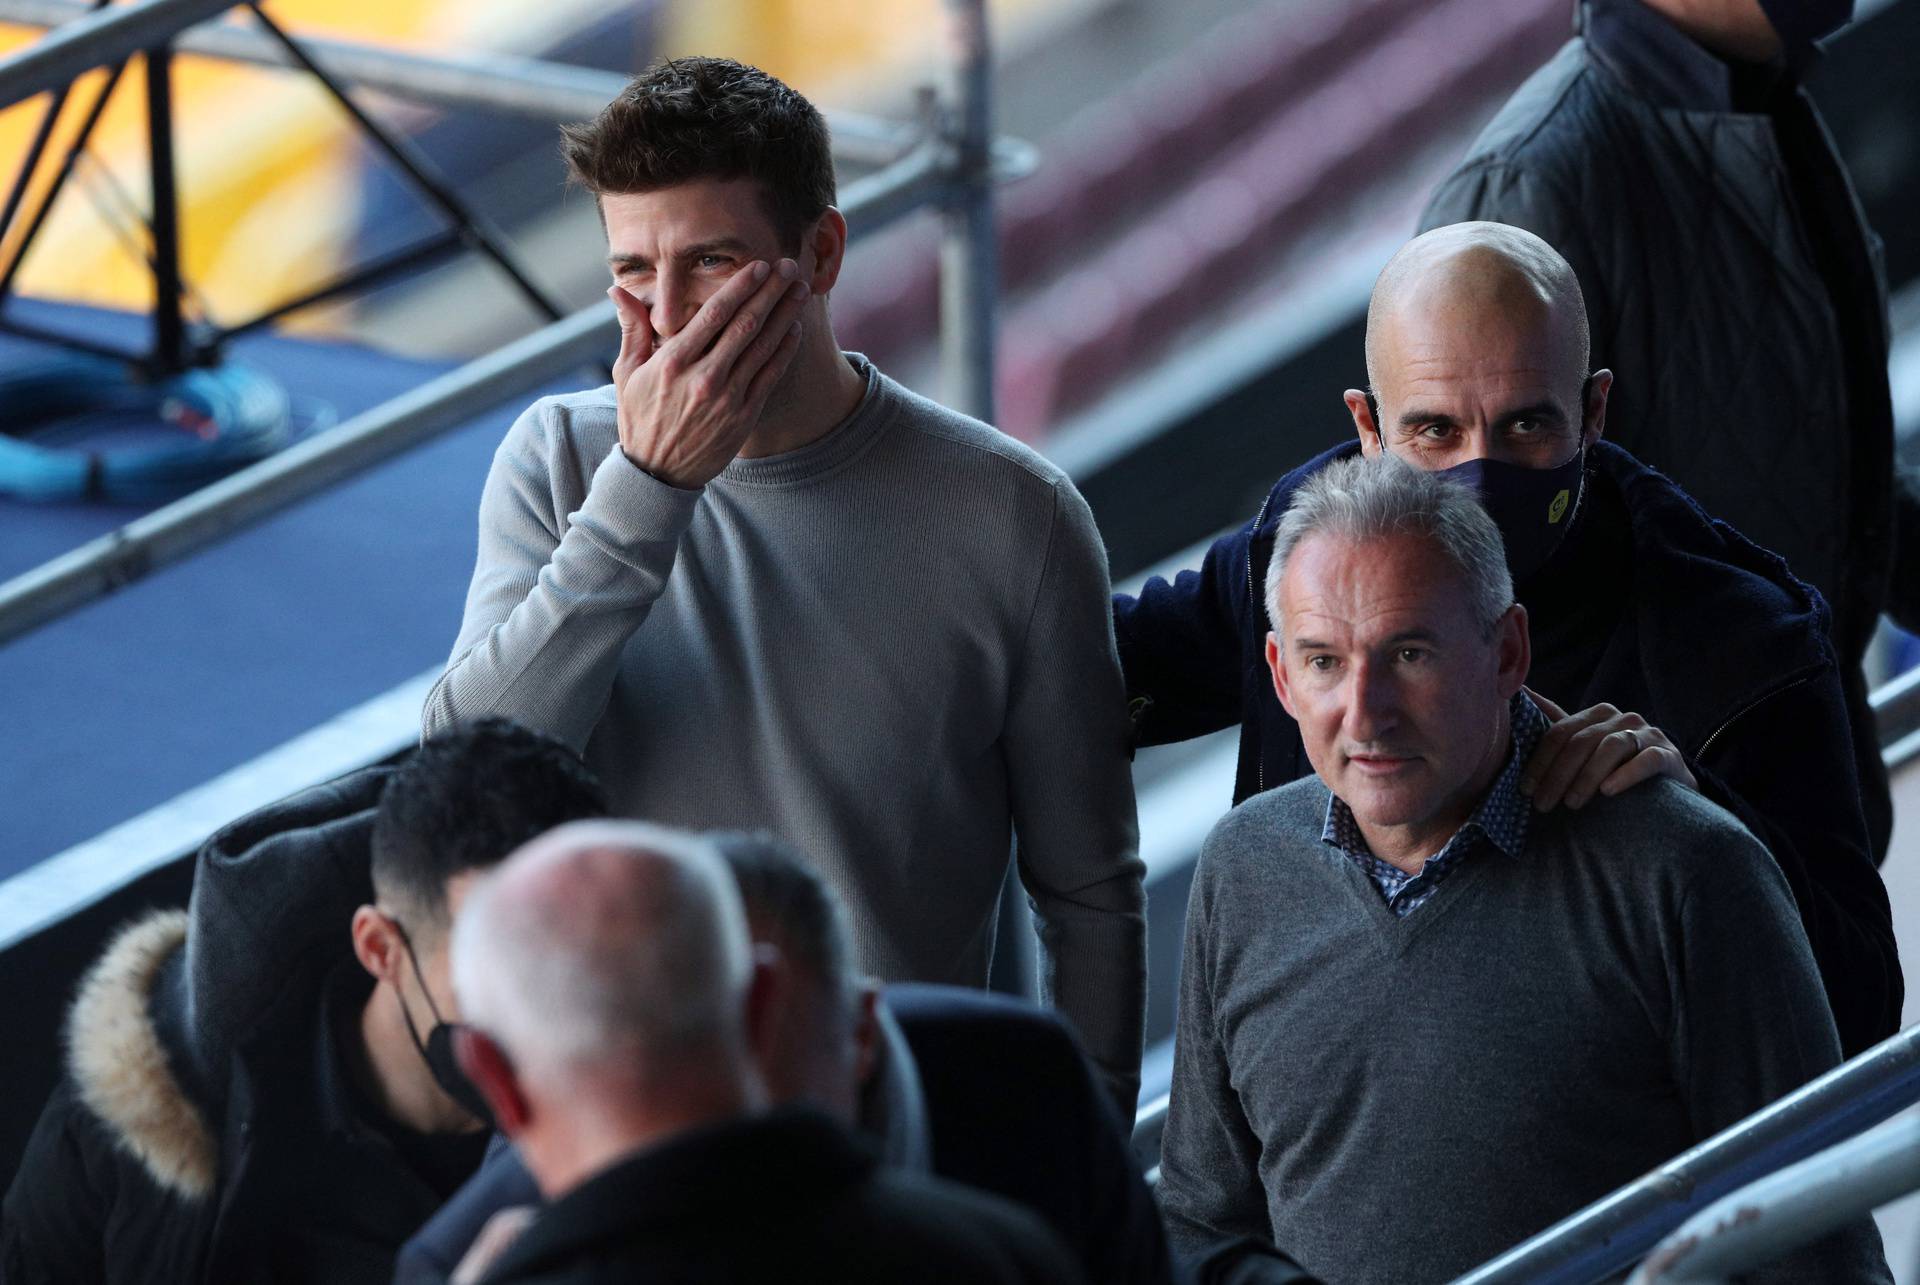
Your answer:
447;821;1083;1285
1115;221;1899;1058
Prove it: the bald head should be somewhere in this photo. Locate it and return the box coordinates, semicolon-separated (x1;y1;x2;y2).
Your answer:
1350;222;1608;474
1365;222;1588;393
450;820;753;1081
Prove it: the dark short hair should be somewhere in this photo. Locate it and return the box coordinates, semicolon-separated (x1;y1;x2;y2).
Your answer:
711;831;853;1002
372;718;608;931
560;56;835;251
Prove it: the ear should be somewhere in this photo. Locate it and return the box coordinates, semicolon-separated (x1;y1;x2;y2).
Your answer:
743;944;792;1073
350;905;402;984
1581;370;1612;447
1345;389;1385;456
804;208;849;296
1495;603;1531;698
1267;631;1297;720
456;1028;531;1136
848;981;883;1088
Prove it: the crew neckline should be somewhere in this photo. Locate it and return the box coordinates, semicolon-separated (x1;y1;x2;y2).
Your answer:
718;353;890;488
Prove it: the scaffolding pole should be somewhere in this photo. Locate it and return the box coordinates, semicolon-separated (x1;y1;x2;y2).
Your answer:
0;0;234;110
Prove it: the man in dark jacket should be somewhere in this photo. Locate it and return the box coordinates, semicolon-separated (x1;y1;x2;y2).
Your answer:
1419;0;1914;862
0;719;607;1285
446;820;1083;1284
1114;222;1900;1059
398;834;1181;1285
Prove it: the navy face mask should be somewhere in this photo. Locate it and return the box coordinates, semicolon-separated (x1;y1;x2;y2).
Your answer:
391;919;495;1131
1433;449;1585;586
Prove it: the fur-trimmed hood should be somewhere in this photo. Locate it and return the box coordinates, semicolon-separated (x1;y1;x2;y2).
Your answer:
60;764;394;1200
66;909;214;1199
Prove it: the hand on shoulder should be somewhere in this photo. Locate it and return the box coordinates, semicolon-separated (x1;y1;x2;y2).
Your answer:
1520;689;1698;812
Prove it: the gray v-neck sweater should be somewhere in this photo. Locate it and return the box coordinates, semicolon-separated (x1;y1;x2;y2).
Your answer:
423;357;1144;1097
1160;776;1888;1284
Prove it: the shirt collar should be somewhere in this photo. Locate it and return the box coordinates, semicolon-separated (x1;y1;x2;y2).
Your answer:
1321;691;1547;863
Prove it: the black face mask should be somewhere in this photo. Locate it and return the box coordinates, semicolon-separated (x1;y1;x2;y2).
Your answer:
390;919;495;1131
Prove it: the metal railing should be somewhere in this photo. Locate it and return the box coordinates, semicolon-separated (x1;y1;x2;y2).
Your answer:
1874;663;1920;769
1628;1113;1920;1285
0;0;916;166
0;0;232;110
1446;1024;1920;1284
0;0;1032;645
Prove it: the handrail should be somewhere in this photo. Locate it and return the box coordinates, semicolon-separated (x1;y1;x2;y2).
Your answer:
1871;662;1920;768
0;300;616;640
1449;1024;1920;1284
0;0;234;111
1627;1113;1920;1285
0;0;918;167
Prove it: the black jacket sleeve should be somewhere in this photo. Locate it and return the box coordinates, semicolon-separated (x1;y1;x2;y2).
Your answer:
1689;671;1902;1059
1113;522;1256;749
1;1083;112;1285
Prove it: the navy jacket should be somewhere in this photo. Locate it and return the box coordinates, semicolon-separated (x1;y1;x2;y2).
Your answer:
1115;440;1899;1058
394;985;1182;1285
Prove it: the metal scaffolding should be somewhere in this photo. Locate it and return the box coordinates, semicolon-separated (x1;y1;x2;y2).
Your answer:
0;0;1031;644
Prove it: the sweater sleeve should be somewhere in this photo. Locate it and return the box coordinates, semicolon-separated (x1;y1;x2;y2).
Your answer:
1004;479;1147;1114
422;400;702;751
1669;819;1892;1284
1158;852;1303;1283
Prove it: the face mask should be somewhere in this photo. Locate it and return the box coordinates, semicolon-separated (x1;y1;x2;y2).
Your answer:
1756;0;1852;56
1435;448;1585;586
391;918;495;1131
1365;383;1591;587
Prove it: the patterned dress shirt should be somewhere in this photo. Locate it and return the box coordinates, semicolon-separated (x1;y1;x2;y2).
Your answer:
1320;692;1549;916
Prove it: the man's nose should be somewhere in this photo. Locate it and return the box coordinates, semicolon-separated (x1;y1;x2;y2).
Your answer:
1343;660;1400;743
1454;426;1494;463
648;271;697;340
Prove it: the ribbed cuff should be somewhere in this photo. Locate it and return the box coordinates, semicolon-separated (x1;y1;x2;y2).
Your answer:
571;446;703;567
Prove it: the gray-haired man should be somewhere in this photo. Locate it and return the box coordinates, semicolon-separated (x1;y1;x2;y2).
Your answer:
1158;455;1888;1285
